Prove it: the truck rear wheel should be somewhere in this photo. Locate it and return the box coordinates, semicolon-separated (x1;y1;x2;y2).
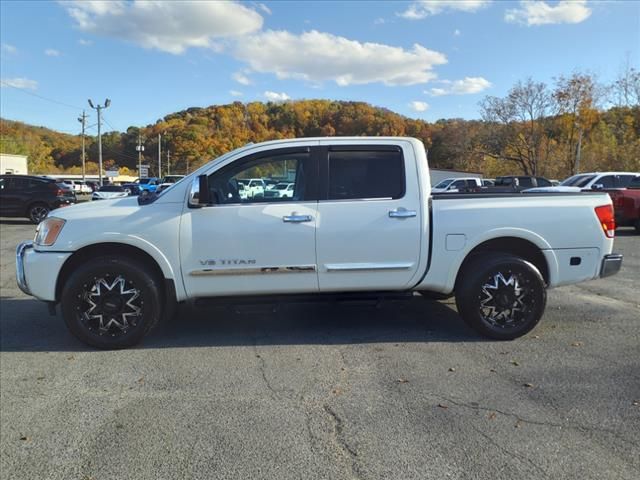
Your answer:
455;254;546;340
61;256;162;349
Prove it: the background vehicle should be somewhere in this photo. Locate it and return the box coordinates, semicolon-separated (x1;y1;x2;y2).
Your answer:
122;183;141;196
547;172;640;192
609;175;640;232
241;178;266;198
156;175;186;193
488;176;553;192
264;182;295;198
91;185;128;200
0;174;75;223
137;177;160;193
432;177;482;193
16;137;622;349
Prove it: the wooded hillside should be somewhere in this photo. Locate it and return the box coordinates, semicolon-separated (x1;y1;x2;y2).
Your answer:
2;72;639;180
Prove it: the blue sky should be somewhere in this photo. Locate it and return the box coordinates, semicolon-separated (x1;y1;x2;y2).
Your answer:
1;1;638;135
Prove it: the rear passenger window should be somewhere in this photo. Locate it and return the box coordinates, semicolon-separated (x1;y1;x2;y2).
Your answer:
617;175;635;188
518;177;533;188
536;177;552;187
327;150;404;200
598;176;615;188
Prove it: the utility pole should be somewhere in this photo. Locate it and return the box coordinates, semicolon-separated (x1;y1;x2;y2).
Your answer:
157;133;162;179
575;128;583;175
136;133;145;178
77;110;88;182
167;151;171;175
186;156;189;175
88;98;110;186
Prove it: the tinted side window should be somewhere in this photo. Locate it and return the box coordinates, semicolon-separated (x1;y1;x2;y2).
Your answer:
209;151;311;204
518;177;533;188
451;180;466;189
536;177;552;187
328;150;404;200
617;175;635;188
629;176;640;188
598;176;615;188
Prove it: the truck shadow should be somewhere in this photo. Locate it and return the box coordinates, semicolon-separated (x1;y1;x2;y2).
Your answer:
0;296;481;352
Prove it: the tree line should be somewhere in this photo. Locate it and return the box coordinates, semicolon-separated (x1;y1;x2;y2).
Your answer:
1;69;638;180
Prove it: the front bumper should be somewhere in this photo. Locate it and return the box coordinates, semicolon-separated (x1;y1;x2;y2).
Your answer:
600;253;623;278
16;241;34;295
16;241;72;301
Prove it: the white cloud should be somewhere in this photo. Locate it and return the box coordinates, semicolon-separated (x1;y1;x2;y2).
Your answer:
399;0;491;20
234;30;447;86
78;38;93;46
505;0;591;26
232;71;252;85
45;48;61;57
1;77;38;90
229;90;243;97
427;76;492;96
454;29;461;36
264;91;290;101
409;101;429;112
63;0;263;54
373;17;386;25
1;43;17;54
256;3;271;15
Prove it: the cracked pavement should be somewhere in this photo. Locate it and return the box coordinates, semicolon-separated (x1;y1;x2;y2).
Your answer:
1;220;639;479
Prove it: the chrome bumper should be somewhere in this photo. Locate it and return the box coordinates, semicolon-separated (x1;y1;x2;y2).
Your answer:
600;253;623;278
16;241;34;296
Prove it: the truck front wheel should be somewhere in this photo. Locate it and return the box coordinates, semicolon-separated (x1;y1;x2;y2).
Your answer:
61;256;163;349
455;254;546;340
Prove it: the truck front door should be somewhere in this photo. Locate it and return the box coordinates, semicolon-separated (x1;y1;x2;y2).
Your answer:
315;143;423;291
180;147;319;297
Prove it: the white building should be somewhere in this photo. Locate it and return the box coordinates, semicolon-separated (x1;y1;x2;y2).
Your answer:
0;153;28;175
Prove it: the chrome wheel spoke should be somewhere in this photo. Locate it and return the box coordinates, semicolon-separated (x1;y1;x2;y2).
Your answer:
479;272;529;329
82;275;142;335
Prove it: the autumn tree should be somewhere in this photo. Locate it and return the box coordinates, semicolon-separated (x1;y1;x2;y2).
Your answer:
478;79;554;175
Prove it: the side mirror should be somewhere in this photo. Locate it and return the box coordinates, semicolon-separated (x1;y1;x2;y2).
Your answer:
592;183;604;191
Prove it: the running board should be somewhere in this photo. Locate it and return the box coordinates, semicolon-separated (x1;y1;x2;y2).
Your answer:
193;291;416;309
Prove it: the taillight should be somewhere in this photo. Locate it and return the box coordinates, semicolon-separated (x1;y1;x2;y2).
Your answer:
595;204;615;238
49;184;65;197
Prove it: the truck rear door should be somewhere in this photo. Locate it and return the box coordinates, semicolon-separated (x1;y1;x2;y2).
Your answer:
315;142;422;291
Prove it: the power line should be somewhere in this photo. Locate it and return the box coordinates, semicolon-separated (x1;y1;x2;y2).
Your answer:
0;81;84;110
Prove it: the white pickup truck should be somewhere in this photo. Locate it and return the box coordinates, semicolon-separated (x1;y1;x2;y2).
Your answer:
16;137;622;349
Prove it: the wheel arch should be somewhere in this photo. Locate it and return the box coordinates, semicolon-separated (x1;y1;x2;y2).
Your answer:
55;243;177;307
455;236;550;290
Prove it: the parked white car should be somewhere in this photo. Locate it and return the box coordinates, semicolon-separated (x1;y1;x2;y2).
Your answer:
91;185;129;200
526;172;640;193
431;177;482;193
17;137;622;349
272;182;295;198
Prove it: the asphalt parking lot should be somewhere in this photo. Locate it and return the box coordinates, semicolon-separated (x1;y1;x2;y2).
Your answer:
1;220;638;480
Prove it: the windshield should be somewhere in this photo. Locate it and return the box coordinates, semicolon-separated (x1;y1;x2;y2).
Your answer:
561;174;596;187
433;179;454;189
139;178;152;184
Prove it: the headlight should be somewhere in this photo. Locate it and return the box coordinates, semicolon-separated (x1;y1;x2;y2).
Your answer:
34;217;66;246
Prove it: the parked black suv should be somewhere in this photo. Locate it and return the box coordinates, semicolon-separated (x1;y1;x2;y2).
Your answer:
0;175;76;223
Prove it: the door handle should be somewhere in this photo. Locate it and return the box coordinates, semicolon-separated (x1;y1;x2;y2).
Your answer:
389;208;417;218
283;214;313;223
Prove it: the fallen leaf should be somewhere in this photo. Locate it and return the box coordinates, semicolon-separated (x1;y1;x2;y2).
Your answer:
397;378;409;384
255;354;261;358
571;342;583;347
489;368;497;373
488;412;497;420
515;420;523;428
448;367;456;372
36;376;45;381
533;335;540;339
332;388;342;395
632;400;639;407
523;383;534;388
340;367;346;371
67;355;75;360
137;377;144;384
437;403;448;409
19;436;30;441
511;360;520;366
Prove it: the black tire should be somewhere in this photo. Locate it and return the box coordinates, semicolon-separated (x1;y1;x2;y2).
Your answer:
455;254;546;340
28;203;50;224
61;256;163;349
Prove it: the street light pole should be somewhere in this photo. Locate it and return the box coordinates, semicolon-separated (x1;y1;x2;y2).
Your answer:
77;110;87;182
158;133;162;179
88;98;110;186
136;133;145;178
